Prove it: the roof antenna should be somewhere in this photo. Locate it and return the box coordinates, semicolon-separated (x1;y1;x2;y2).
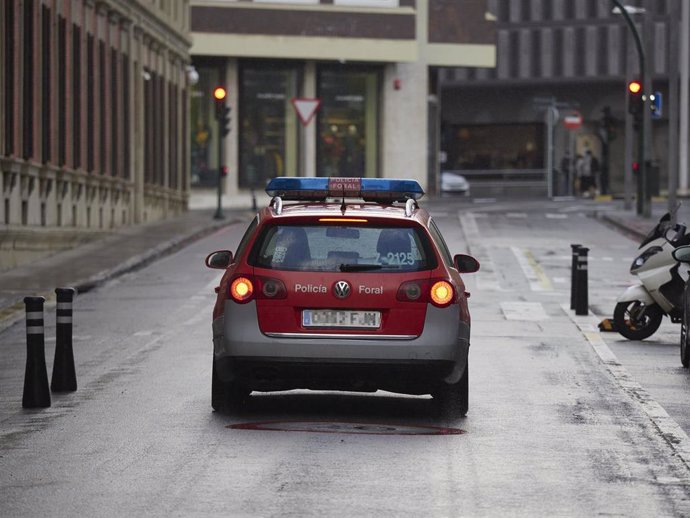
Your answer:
340;185;347;214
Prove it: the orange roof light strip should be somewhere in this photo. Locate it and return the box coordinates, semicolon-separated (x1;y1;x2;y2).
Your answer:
318;218;369;223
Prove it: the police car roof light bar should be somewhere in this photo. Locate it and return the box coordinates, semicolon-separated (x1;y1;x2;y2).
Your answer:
264;177;425;202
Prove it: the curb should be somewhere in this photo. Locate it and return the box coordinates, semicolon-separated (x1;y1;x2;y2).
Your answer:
595;212;649;242
0;214;248;333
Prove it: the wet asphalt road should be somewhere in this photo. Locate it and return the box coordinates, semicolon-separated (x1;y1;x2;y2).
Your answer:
3;198;690;516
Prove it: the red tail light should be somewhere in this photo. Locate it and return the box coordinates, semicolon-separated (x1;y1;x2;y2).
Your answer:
397;279;456;307
229;275;286;303
230;277;254;303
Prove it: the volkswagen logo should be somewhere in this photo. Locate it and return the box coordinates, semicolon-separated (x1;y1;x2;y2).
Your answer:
333;280;351;299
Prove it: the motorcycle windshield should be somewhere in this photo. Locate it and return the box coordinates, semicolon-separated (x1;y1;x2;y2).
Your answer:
639;212;672;249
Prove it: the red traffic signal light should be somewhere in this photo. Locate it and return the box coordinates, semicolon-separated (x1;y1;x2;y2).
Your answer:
213;87;227;100
627;80;643;120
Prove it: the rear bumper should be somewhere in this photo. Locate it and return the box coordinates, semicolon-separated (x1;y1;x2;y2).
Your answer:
213;301;469;389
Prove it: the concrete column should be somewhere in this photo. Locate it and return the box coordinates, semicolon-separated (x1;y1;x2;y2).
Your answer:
302;61;317;178
223;58;239;198
382;61;427;187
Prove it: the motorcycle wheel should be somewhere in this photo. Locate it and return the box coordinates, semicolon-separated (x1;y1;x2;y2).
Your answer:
681;321;690;368
613;301;663;341
681;287;690;368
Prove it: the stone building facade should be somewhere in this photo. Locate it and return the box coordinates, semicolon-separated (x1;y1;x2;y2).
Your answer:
0;0;192;270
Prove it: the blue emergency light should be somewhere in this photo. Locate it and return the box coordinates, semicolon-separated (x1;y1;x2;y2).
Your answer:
265;177;425;202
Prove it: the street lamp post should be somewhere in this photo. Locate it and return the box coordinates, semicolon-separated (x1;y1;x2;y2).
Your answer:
612;0;649;217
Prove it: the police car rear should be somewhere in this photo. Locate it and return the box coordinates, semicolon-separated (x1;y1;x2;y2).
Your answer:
205;177;479;416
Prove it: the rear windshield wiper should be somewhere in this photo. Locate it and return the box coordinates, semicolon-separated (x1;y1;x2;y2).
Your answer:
339;263;399;272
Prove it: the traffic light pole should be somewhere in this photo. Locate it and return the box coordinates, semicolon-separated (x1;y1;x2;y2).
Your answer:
214;126;224;220
612;0;648;217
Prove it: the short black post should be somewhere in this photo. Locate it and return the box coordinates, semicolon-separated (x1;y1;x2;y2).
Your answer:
22;297;51;408
570;244;582;310
51;287;77;392
575;247;590;316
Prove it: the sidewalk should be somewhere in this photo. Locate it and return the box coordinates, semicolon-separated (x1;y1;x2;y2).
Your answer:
597;199;690;242
0;207;252;332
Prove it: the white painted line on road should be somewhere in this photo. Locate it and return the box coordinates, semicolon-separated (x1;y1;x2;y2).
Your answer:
545;213;568;219
511;246;553;291
563;303;690;472
501;301;549;321
506;212;528;218
459;213;501;291
473;198;496;204
133;330;154;337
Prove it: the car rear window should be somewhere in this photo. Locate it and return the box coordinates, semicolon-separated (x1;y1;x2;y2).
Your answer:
251;224;436;272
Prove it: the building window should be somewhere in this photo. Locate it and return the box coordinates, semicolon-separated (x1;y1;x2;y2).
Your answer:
190;65;218;187
41;5;52;165
4;0;14;156
99;41;107;174
23;0;34;160
317;67;379;178
58;16;67;166
122;54;129;178
238;64;299;188
87;34;95;171
72;25;81;169
443;124;544;171
111;47;118;177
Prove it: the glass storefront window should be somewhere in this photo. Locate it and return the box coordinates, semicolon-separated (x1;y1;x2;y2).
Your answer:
443;123;544;171
239;65;299;188
190;66;220;187
317;68;379;178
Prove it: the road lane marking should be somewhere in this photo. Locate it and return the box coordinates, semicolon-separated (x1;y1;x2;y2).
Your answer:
545;213;568;219
563;303;690;472
459;213;501;291
511;247;553;291
506;212;527;218
501;301;549;321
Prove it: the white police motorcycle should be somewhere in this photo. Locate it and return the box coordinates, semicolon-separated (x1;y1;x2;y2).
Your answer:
614;211;690;341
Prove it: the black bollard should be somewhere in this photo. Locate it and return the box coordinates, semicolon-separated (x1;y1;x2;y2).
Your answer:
575;247;590;316
51;287;77;392
570;244;582;310
22;297;51;408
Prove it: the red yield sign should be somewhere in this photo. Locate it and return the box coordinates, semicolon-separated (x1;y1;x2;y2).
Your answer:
563;111;583;130
291;98;321;126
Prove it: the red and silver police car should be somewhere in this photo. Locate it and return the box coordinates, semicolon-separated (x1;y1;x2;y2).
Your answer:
205;177;479;416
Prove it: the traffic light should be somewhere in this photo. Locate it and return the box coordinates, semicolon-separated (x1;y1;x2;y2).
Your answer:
213;86;231;137
627;80;643;120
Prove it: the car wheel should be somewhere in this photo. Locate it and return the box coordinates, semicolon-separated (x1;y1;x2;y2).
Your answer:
212;358;250;412
434;362;469;418
613;301;663;341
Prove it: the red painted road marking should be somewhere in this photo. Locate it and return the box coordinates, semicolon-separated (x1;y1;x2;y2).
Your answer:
228;421;465;435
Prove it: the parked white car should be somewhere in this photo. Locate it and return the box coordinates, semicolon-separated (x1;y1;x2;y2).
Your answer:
441;171;470;196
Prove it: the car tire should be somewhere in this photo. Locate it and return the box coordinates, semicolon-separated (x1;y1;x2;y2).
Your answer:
613;301;663;341
434;362;469;418
212;358;250;412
